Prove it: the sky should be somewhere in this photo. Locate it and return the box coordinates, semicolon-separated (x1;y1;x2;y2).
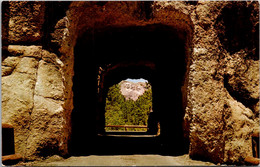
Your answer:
125;78;148;83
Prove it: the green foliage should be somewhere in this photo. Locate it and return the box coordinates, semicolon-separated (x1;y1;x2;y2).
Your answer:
105;82;152;131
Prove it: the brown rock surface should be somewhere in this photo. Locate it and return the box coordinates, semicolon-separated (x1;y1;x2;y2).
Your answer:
8;2;45;43
223;94;255;163
25;51;67;160
34;60;64;100
1;46;68;159
2;46;40;156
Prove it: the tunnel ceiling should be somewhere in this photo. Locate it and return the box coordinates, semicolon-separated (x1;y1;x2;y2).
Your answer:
74;23;188;91
77;24;187;68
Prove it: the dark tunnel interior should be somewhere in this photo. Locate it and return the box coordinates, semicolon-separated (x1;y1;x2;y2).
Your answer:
70;24;188;156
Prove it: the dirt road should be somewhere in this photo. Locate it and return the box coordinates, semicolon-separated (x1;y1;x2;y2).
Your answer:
19;154;216;166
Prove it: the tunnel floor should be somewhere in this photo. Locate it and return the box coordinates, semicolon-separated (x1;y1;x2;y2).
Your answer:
19;154;216;166
92;134;161;155
71;131;186;157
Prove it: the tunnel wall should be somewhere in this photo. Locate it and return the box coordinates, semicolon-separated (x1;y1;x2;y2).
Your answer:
1;1;259;164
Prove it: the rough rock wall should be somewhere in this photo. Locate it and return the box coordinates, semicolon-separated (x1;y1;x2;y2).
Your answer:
153;2;228;163
149;1;259;164
2;45;69;160
1;2;71;160
1;1;259;164
8;2;45;43
219;2;259;163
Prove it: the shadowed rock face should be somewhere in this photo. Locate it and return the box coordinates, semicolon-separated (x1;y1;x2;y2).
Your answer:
1;1;259;164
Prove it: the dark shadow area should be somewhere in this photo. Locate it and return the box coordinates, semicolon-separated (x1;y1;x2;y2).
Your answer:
42;1;71;54
215;2;258;58
2;125;15;156
90;135;161;155
1;1;10;46
223;75;259;114
70;24;188;156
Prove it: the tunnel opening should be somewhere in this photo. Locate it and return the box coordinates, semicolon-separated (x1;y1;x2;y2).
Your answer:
104;78;153;133
70;24;188;156
97;61;160;138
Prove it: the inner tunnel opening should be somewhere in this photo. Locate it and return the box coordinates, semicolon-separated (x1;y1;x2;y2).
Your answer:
70;24;188;156
104;78;154;133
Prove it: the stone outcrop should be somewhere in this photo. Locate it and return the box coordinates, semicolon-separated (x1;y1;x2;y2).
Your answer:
8;2;45;43
2;46;41;156
1;1;259;164
2;45;68;159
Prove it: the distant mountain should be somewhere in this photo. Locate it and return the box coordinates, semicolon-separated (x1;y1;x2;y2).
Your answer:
119;80;150;101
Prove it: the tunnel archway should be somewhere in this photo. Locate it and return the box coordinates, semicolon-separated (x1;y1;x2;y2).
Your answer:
98;62;155;134
70;23;190;155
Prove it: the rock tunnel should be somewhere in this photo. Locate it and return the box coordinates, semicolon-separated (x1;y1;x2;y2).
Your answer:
2;1;259;164
70;24;190;155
